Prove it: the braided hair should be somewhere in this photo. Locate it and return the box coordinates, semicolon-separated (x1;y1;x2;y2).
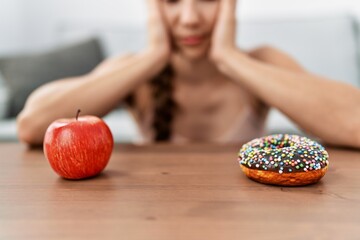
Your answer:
124;64;177;142
150;64;177;142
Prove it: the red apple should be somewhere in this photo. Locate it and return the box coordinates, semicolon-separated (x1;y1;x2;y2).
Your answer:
43;110;114;180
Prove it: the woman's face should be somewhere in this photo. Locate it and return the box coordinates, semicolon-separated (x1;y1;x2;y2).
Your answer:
160;0;220;60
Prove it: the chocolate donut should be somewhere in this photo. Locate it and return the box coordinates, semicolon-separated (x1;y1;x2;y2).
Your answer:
238;134;329;186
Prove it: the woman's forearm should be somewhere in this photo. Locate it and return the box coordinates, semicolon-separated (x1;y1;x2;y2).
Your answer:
217;49;360;148
17;49;166;145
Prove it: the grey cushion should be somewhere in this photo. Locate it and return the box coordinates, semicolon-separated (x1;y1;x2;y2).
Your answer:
0;38;104;118
0;73;10;119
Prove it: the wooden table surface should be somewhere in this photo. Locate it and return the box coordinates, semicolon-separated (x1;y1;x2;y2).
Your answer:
1;142;360;240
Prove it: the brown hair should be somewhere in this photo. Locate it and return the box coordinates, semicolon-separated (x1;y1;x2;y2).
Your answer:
124;64;177;142
150;64;177;142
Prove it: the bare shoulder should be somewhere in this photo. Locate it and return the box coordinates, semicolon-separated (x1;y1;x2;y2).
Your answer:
247;45;306;73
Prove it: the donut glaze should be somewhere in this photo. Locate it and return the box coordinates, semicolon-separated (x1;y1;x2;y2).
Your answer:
238;134;329;186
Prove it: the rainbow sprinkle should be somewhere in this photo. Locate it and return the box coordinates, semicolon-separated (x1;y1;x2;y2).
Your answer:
238;134;329;174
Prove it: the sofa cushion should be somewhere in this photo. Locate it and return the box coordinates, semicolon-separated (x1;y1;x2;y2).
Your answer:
0;73;10;119
0;38;104;118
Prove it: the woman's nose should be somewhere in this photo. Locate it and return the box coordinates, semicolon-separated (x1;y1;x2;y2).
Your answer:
179;1;201;27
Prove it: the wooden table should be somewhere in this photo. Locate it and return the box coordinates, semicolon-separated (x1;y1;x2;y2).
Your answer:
1;142;360;239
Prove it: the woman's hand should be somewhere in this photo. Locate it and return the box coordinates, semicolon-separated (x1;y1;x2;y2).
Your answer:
146;0;171;65
209;0;238;64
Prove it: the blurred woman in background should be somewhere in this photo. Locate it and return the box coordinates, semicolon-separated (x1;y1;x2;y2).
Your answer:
17;0;360;148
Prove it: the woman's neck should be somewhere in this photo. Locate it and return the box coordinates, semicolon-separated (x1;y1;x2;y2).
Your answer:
170;53;222;85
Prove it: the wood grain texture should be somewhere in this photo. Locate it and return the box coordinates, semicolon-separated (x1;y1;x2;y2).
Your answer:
0;143;360;240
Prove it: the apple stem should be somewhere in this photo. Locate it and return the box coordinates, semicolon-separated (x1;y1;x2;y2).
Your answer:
76;109;81;121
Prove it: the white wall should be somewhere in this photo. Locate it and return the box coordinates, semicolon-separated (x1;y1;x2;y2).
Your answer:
19;0;147;50
240;0;360;19
0;0;24;54
1;0;360;53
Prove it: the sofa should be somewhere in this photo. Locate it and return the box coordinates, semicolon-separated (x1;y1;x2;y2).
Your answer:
0;14;359;143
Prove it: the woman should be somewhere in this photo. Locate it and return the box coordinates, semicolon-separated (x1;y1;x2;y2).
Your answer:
17;0;360;148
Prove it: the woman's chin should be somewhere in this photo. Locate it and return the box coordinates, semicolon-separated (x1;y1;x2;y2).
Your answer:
178;47;209;61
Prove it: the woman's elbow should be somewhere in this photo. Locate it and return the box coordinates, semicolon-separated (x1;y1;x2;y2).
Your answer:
16;110;44;146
